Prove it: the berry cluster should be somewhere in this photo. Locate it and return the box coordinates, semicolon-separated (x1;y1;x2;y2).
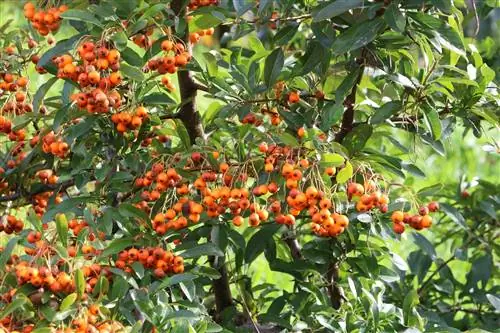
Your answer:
348;181;390;213
116;247;185;278
188;0;219;10
23;2;67;36
146;39;191;91
41;131;69;158
110;106;148;133
189;27;215;44
59;41;122;114
391;202;439;234
132;27;155;49
0;215;24;235
32;191;63;217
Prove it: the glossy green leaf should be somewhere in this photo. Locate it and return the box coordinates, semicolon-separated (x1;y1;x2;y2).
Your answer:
320;102;344;131
336;161;353;184
384;3;406;33
180;243;224;258
33;77;58;115
60;9;103;27
0;297;26;319
0;236;19;268
120;63;145;81
332;18;385;55
55;213;69;248
264;48;284;88
320;153;345;168
60;293;78;311
370;101;402;124
245;224;281;264
313;0;364;22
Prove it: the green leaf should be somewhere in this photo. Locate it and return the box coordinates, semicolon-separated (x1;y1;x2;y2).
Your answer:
370;101;402;124
403;289;419;325
440;203;466;229
245;224;282;264
142;92;176;105
335;67;361;102
401;162;425;178
486;294;500;312
422;106;442;140
111;30;128;51
33;77;58;115
193;266;222;279
120;63;145;82
264;48;284;88
0;236;19;268
412;233;436;260
119;203;150;222
344;124;373;154
32;328;54;333
313;0;364;22
138;3;168;21
174;119;191;149
153;273;196;292
392;252;409;271
122;47;144;67
0;297;26;319
180;243;224;258
100;237;135;257
53;103;73;131
274;23;299;46
332;18;385;55
277;132;299;147
296;41;328;76
320;153;345;168
60;9;103;27
75;269;85;299
37;31;87;67
55;213;69;248
336;161;353;184
59;293;78;311
410;13;464;55
384;3;406;33
320;102;344;131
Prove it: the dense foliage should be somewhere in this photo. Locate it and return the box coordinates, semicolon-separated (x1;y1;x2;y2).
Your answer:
0;0;498;332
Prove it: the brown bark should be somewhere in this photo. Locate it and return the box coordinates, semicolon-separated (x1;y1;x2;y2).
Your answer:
171;0;204;144
334;64;365;143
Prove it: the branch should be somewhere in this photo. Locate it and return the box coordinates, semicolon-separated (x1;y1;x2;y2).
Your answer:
171;0;230;317
208;255;233;318
0;179;75;203
171;0;204;145
326;261;345;309
334;64;365;143
282;226;303;260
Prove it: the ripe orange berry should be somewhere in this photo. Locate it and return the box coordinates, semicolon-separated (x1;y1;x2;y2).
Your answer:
391;211;404;224
393;223;405;234
288;91;300;103
161;40;174;51
249;213;260;227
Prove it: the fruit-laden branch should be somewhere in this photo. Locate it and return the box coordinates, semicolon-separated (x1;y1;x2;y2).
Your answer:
334;63;365;143
170;0;232;317
0;179;75;203
171;0;204;145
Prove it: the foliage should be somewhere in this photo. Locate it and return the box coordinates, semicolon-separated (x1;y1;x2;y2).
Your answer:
0;0;499;332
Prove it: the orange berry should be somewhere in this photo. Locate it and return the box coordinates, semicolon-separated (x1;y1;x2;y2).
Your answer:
391;211;404;224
